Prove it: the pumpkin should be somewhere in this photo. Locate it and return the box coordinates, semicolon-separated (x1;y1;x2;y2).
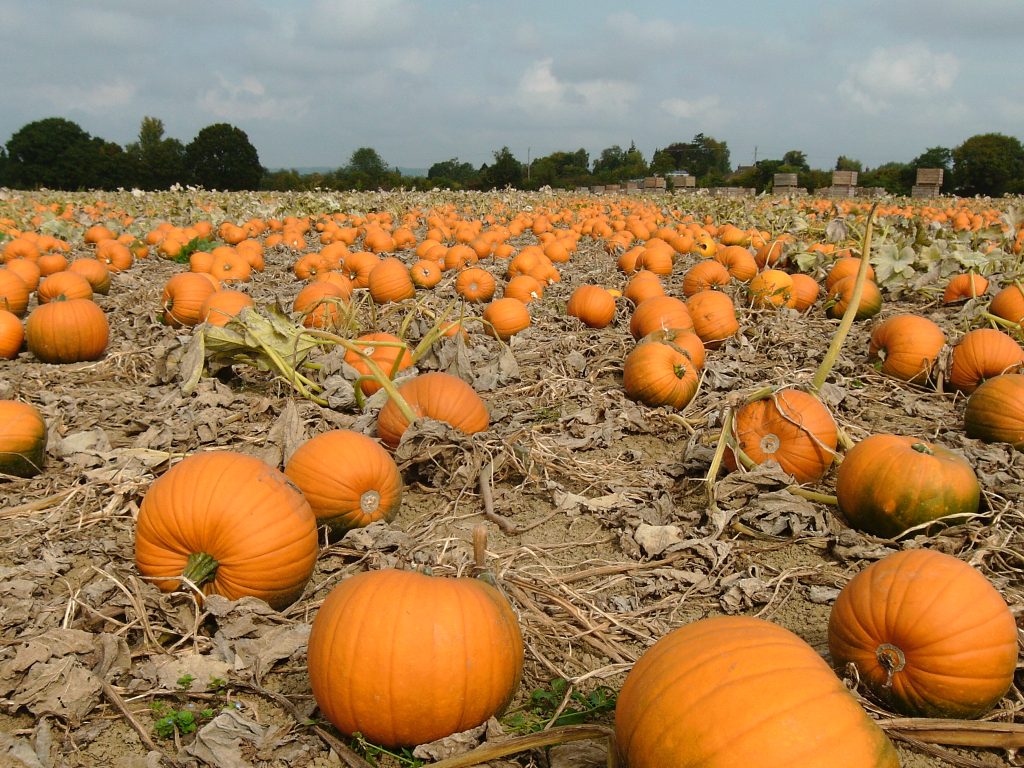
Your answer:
681;259;730;297
948;328;1024;393
724;388;838;483
0;308;23;359
344;251;381;289
836;434;980;538
483;297;531;340
36;271;94;304
94;239;133;272
826;256;875;290
344;332;413;396
639;327;705;369
828;549;1017;719
312;270;355;299
161;272;218;327
615;615;899;768
964;373;1024;450
135;451;318;610
635;242;674;276
988;283;1024;325
37;252;68;276
377;371;489;449
307;567;523;748
409;259;442;289
942;273;989;303
26;298;109;364
293;282;348;330
747;269;796;308
199;289;255;327
455;266;496;303
629;295;693;340
867;314;946;383
686;289;739;348
623;270;665;305
503;274;543;304
713;245;758;281
68;258;111;295
5;259;41;292
285;430;402;537
622;341;699;410
789;272;820;311
825;275;882;320
567;285;616;328
0;269;30;316
0;400;47;477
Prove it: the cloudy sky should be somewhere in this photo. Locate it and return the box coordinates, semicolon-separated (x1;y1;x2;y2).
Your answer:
2;0;1021;173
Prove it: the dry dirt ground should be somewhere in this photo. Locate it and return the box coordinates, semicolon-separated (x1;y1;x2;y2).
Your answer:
1;192;1021;768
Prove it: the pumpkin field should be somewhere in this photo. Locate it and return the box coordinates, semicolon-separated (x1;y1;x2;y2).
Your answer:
0;187;1022;768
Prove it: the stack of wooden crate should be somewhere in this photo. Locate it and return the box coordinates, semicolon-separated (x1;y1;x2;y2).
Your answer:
828;170;858;197
773;172;799;195
912;168;944;198
669;174;696;191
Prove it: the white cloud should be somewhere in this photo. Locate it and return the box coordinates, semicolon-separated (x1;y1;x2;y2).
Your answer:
512;58;638;118
304;0;414;43
605;11;684;48
659;95;727;124
39;78;136;114
199;74;312;122
839;42;959;113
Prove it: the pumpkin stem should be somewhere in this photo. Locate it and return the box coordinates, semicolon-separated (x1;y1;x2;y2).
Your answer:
472;523;497;587
910;442;934;455
810;201;879;395
876;643;906;688
182;552;218;589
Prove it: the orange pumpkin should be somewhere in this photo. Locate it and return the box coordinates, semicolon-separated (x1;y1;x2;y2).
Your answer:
199;289;255;327
26;298;109;363
681;259;730;296
285;430;402;536
942;273;989;303
567;285;617;329
0;308;23;359
629;295;693;340
455;266;497;303
747;269;796;309
503;274;543;304
368;257;416;303
725;388;838;483
788;272;820;311
67;258;112;295
483;297;531;340
377;372;488;449
988;283;1024;325
828;549;1017;718
826;275;882;320
686;290;738;348
0;400;46;477
135;451;318;610
344;332;413;396
964;373;1024;449
307;567;523;748
161;272;218;328
36;271;93;304
0;269;30;316
948;328;1024;393
868;314;946;383
622;341;699;410
623;270;665;305
615;615;899;768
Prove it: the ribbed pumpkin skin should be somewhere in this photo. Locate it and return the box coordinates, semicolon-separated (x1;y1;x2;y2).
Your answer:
988;283;1024;324
0;308;23;359
344;332;413;396
724;388;838;483
826;276;883;320
135;452;318;610
162;272;217;327
0;400;47;478
964;373;1024;449
868;314;946;383
285;430;403;536
367;257;416;304
622;342;699;410
828;549;1018;718
629;295;693;340
948;328;1024;393
377;372;489;449
615;616;899;768
25;298;109;363
686;289;738;348
307;569;524;748
567;285;616;328
483;297;531;339
836;435;980;538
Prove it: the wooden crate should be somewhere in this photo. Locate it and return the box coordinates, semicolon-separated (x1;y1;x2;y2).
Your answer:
832;170;858;186
826;185;857;198
916;168;944;186
773;185;805;196
669;175;696;189
604;184;620;192
590;186;605;194
912;184;941;198
773;173;798;187
643;176;667;189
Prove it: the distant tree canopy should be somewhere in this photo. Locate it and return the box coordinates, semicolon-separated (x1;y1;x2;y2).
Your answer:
126;116;187;190
654;134;730;183
952;133;1024;197
427;157;477;188
482;146;523;189
4;117;103;189
184;123;262;190
528;149;589;188
835;155;863;172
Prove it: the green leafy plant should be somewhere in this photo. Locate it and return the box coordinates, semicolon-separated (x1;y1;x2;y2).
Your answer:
349;732;425;767
502;678;617;734
173;235;220;264
150;700;215;740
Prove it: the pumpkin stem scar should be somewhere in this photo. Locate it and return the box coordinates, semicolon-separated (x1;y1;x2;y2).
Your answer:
182;551;219;587
877;643;906;688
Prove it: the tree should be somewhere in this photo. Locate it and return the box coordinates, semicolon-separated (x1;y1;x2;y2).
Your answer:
592;145;626;178
125;116;187;190
952;133;1024;197
427;157;477;188
911;146;952;172
4;117;95;189
184;123;262;190
860;162;912;195
782;150;809;171
835;156;863;172
527;149;589;188
658;134;729;183
482;147;523;189
344;147;392;189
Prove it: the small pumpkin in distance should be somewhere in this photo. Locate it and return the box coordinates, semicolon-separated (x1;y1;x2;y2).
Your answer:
615;615;899;768
285;430;403;537
836;434;980;538
0;400;47;477
567;284;617;328
307;567;524;748
828;548;1017;719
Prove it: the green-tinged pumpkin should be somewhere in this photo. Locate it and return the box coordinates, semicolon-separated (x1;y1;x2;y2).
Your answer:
828;549;1018;719
25;297;109;363
615;615;899;768
135;451;318;610
285;430;403;537
0;400;47;478
622;341;699;410
964;373;1024;450
376;372;489;449
835;435;980;538
307;568;524;748
724;388;838;483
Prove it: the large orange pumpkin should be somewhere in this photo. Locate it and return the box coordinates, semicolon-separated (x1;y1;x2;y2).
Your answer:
615;615;899;768
686;289;738;348
482;297;531;340
868;314;946;383
135;451;318;610
948;328;1024;393
567;285;616;328
0;308;24;359
377;372;488;449
629;295;692;340
285;430;402;537
963;373;1024;450
828;549;1017;718
25;298;109;364
307;568;523;748
622;341;699;410
0;400;47;477
162;272;218;328
343;332;413;396
724;388;838;483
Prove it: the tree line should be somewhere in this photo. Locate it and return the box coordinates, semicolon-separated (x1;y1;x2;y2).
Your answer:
2;116;1022;197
